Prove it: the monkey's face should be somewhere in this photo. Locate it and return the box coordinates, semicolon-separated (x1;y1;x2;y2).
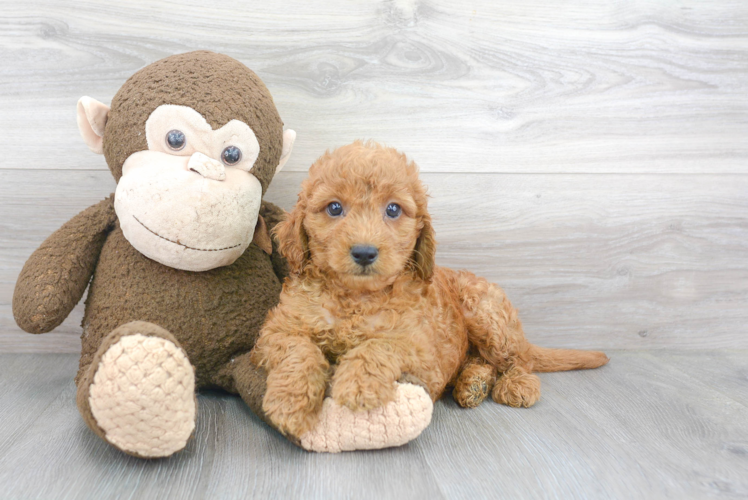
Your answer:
112;105;264;271
75;53;295;272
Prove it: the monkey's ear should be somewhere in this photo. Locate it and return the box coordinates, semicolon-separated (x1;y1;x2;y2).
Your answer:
77;96;110;155
276;129;296;174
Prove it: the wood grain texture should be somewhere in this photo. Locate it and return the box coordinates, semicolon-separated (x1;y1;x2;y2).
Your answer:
0;351;746;499
1;1;747;350
419;350;748;500
0;0;747;174
647;350;748;407
2;170;747;350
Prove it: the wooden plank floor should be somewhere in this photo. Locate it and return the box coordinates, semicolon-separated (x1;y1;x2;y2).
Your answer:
0;350;746;499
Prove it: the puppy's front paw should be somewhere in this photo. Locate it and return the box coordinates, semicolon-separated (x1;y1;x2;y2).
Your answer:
265;401;319;438
263;380;324;438
331;362;397;411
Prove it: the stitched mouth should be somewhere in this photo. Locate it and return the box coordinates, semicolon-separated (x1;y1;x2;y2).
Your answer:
133;215;242;252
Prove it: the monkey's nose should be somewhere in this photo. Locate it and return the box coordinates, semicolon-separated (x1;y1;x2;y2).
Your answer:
187;152;226;181
350;245;379;267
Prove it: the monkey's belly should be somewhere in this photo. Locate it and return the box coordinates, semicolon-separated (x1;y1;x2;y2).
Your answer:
80;227;281;387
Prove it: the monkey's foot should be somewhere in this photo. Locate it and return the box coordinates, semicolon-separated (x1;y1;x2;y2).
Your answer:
299;383;433;453
81;322;196;458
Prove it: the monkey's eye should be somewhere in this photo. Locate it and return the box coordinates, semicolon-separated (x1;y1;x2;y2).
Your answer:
385;203;402;219
221;146;242;165
327;202;343;217
166;130;186;151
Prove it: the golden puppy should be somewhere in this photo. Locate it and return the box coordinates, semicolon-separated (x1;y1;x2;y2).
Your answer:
251;141;608;438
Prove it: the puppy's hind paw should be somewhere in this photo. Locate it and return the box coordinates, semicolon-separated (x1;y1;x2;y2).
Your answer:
492;367;541;408
299;383;433;453
453;362;495;409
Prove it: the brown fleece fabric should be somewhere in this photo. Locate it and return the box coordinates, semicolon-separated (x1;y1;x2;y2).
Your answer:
76;215;282;388
229;351;302;447
13;196;117;333
68;199;286;452
13;52;294;454
103;51;284;194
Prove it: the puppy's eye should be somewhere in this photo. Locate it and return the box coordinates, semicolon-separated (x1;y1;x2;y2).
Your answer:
385;203;401;219
166;130;186;151
327;202;343;217
222;146;242;165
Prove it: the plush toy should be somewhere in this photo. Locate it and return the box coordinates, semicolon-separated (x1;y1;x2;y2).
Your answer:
12;51;432;457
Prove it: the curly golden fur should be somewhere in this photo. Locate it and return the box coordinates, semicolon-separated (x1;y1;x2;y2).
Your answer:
251;141;609;438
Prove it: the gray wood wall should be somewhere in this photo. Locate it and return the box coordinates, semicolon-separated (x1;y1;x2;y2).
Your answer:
1;0;746;352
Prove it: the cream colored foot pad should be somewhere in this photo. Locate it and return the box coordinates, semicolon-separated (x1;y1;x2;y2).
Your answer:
300;383;433;453
89;334;196;457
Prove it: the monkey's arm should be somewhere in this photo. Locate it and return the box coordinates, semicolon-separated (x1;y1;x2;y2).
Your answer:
13;195;117;334
260;200;290;282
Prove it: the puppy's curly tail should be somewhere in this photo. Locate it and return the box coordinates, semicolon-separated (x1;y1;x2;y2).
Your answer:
528;345;609;372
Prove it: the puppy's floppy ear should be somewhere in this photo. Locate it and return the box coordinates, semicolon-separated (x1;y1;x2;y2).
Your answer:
411;213;436;282
274;202;309;275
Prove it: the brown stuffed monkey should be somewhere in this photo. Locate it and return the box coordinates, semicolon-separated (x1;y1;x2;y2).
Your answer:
12;51;432;457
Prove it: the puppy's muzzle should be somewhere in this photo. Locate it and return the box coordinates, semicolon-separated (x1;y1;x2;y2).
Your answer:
350;245;378;267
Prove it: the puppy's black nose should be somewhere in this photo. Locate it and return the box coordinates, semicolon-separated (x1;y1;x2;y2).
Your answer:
350;245;379;266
